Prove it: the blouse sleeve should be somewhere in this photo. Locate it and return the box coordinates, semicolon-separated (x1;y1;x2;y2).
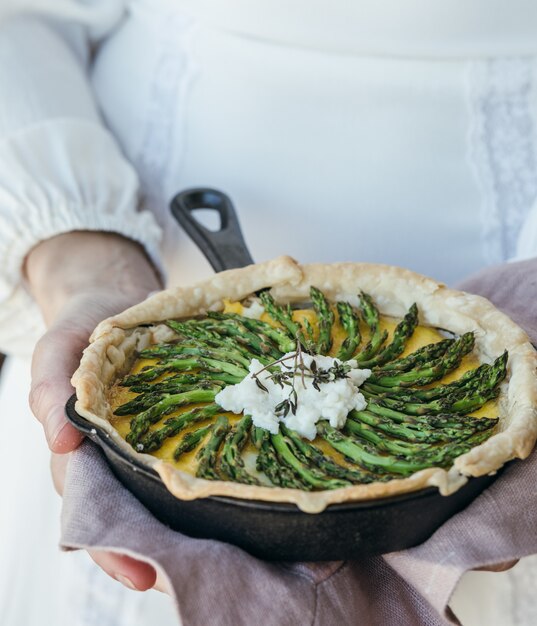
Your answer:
0;6;163;355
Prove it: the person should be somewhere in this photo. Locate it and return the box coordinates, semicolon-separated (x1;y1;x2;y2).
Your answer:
1;1;537;624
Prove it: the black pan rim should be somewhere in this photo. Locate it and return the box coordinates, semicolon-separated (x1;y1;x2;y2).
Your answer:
65;393;499;515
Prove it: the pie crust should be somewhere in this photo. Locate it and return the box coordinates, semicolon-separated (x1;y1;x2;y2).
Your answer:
72;257;537;513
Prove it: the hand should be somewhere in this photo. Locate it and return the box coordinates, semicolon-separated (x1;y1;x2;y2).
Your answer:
457;257;537;345
476;560;518;573
457;258;535;577
51;452;170;592
26;231;163;591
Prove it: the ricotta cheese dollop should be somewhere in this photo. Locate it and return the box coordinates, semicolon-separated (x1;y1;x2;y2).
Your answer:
215;352;371;440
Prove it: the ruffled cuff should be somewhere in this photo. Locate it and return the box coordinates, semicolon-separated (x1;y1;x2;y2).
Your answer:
0;117;164;303
0;117;164;355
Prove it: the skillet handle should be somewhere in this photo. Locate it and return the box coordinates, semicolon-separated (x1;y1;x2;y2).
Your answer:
170;188;254;272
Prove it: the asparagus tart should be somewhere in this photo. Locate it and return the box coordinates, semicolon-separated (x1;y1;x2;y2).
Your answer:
72;257;537;513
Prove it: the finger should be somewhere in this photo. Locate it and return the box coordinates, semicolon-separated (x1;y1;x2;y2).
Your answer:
89;550;157;591
52;455;166;593
52;456;159;592
30;327;86;453
50;452;70;496
154;568;173;594
477;559;519;573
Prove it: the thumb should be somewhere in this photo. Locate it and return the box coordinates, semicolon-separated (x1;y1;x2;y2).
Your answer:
30;326;86;453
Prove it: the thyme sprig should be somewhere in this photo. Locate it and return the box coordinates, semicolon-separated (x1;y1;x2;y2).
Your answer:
250;341;354;418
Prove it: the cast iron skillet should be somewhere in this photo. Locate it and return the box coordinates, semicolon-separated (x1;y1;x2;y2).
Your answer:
65;187;501;561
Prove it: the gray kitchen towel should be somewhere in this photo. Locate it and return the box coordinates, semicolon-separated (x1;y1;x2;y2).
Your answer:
60;258;537;625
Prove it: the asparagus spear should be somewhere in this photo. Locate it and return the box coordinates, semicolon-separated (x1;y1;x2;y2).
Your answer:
258;291;314;352
166;319;219;343
349;409;498;443
219;415;260;485
318;421;486;474
140;342;252;369
281;425;383;484
114;381;222;416
123;373;199;393
196;416;231;480
210;313;295;354
301;317;316;352
365;401;496;430
318;422;436;474
336;302;362;361
128;373;240;394
343;419;430;458
126;388;219;445
188;317;278;360
368;332;475;387
121;358;203;384
310;286;334;355
174;424;212;460
358;304;418;368
365;384;500;417
256;431;309;489
121;356;248;385
368;351;508;403
375;338;453;373
362;366;481;400
138;404;222;452
167;319;269;364
354;293;389;362
125;365;242;388
348;419;492;465
271;431;351;490
251;425;266;450
343;417;495;461
125;372;205;391
362;353;506;416
205;312;282;359
363;361;485;401
350;410;447;444
114;391;166;416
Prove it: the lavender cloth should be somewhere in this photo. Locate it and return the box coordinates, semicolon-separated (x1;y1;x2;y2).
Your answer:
60;259;537;625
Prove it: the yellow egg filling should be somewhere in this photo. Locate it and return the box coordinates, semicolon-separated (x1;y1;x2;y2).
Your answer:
109;298;498;479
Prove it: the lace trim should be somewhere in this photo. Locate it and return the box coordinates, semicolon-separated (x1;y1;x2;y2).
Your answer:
468;58;537;263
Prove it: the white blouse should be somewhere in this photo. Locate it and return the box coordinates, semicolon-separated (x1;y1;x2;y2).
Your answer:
2;5;537;626
1;0;537;357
